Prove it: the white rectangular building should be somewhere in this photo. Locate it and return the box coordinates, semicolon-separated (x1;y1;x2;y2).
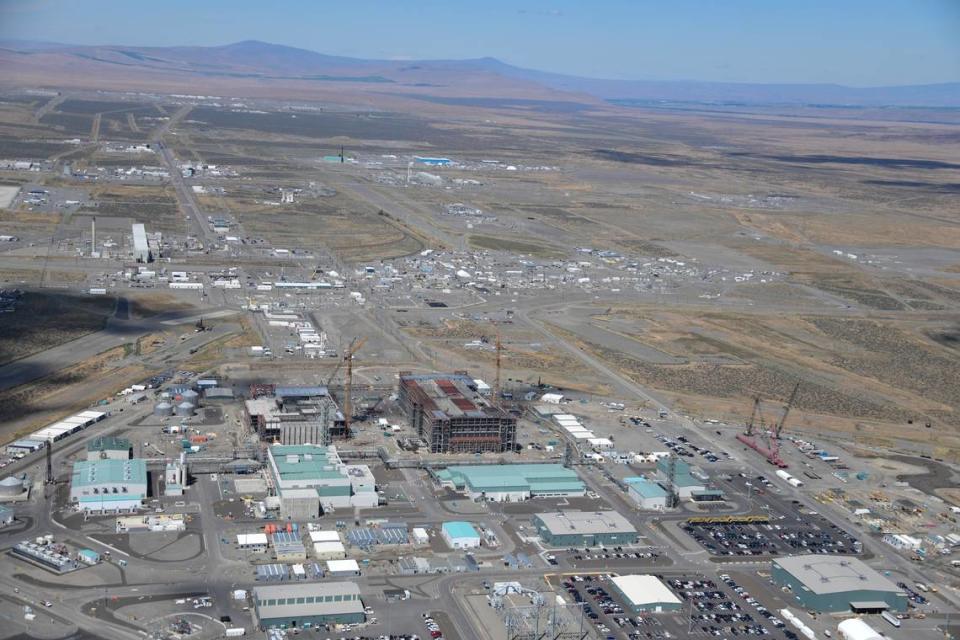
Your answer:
611;575;682;613
313;541;346;560
883;533;922;551
308;530;341;543
132;223;150;263
325;558;360;576
237;533;269;551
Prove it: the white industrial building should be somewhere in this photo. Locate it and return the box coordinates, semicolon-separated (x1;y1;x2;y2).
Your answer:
412;527;429;545
312;540;346;560
610;575;682;613
441;521;481;549
308;530;341;543
237;533;269;551
164;456;186;496
882;533;922;551
325;558;360;577
132;223;151;263
625;477;670;511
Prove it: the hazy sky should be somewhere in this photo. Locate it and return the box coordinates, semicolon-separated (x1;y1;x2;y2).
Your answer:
1;0;958;86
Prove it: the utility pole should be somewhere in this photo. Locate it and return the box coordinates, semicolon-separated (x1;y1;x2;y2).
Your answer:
45;442;53;485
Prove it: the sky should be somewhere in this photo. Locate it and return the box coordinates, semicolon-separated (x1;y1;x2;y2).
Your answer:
1;0;958;86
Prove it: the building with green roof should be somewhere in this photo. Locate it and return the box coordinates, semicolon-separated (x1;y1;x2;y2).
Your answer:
431;463;585;502
656;458;706;498
625;477;669;511
441;521;481;549
266;445;377;519
87;436;132;461
534;510;638;547
70;458;147;512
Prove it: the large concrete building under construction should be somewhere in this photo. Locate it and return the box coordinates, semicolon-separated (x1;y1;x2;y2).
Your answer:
245;386;344;445
398;372;516;454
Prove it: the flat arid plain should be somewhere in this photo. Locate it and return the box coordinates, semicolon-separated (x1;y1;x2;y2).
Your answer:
0;43;958;458
0;36;959;640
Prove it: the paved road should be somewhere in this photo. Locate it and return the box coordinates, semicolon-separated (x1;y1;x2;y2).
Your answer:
157;142;219;245
0;304;232;393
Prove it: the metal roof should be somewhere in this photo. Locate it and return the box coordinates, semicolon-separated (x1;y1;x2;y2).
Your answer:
442;521;480;540
535;510;637;536
612;575;681;607
132;223;148;252
326;559;360;572
436;464;584;494
269;445;344;481
626;477;668;498
253;581;361;617
71;459;146;488
87;436;132;452
774;555;903;595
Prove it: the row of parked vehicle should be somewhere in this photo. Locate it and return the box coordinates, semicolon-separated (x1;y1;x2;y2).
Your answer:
719;574;791;638
896;581;929;606
422;615;443;639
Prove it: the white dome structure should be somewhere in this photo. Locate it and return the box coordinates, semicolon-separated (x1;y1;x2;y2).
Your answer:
838;618;883;640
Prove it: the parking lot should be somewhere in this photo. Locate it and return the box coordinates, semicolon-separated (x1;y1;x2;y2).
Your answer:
679;474;861;558
653;432;727;464
556;546;665;571
556;572;805;640
681;514;860;557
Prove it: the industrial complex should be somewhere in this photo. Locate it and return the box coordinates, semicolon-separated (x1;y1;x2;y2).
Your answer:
0;39;956;640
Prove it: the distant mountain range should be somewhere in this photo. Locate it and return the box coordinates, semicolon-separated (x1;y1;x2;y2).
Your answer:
1;39;957;108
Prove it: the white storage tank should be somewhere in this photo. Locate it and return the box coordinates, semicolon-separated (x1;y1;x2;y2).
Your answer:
838;619;882;640
181;389;200;404
175;402;195;417
0;475;24;497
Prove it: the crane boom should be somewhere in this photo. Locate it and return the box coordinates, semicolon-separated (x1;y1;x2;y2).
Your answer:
342;336;367;438
776;382;800;439
745;396;761;437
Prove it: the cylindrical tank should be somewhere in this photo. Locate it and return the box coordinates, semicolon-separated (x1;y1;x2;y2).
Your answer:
154;402;174;417
0;475;24;497
175;401;195;417
838;619;882;640
181;389;200;403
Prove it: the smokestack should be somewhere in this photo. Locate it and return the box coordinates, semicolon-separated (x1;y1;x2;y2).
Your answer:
91;216;96;256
